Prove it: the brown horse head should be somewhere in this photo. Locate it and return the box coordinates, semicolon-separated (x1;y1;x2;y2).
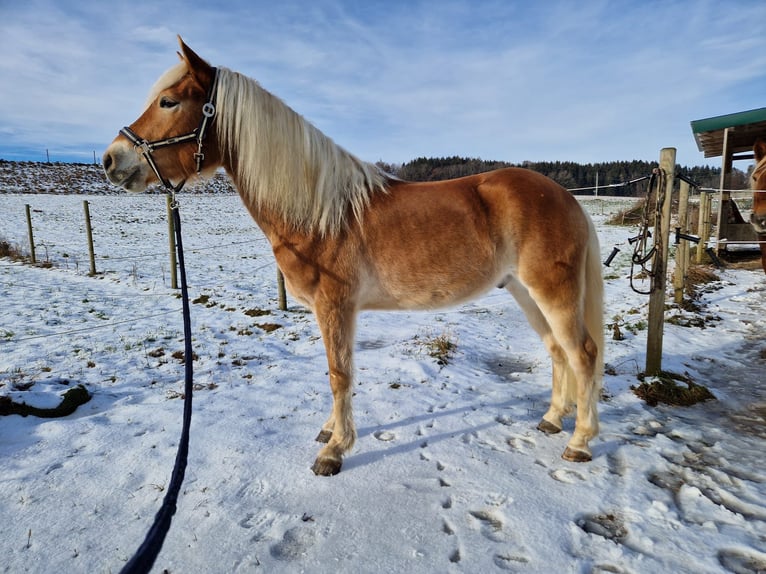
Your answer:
752;138;766;235
103;37;220;192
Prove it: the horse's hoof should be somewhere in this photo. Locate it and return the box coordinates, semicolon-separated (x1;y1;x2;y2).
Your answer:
562;447;592;463
315;430;333;443
311;457;342;476
537;419;562;435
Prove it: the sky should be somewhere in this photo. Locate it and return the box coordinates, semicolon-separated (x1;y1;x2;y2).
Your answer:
1;0;765;168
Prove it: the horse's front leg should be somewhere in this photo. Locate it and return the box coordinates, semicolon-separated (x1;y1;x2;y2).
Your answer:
311;301;357;476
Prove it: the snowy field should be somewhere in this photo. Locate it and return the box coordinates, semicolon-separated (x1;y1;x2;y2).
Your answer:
0;192;765;573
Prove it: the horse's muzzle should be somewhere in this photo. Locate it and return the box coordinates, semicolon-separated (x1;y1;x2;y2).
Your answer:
102;143;149;192
751;212;766;235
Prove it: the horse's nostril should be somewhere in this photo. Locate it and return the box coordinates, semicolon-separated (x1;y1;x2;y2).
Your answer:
102;152;112;171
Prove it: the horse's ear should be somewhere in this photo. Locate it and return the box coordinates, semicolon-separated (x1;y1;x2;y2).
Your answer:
177;35;213;83
755;138;766;163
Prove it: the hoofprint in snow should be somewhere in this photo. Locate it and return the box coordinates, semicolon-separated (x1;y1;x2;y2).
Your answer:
1;193;764;573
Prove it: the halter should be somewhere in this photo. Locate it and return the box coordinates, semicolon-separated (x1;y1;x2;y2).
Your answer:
120;67;219;196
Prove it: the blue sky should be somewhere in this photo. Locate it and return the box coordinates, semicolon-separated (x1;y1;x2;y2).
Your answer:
1;0;765;167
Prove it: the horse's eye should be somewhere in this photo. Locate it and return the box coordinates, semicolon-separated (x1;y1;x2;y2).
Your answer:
160;97;178;109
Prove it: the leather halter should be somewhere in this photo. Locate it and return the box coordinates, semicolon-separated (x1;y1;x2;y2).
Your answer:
120;67;219;193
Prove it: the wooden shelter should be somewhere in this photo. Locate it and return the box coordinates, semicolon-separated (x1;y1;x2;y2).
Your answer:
691;107;766;251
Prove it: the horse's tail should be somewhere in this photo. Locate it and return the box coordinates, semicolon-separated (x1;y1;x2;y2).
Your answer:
583;210;604;391
562;208;604;419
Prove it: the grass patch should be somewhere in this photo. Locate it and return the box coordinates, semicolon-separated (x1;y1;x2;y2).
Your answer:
632;371;715;406
605;201;647;226
192;294;217;307
0;239;25;262
256;322;282;332
416;330;457;366
171;350;199;363
245;308;271;317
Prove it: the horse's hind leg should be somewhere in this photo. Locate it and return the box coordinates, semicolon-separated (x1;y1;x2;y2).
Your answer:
505;279;572;433
311;301;357;476
539;305;600;462
507;278;600;461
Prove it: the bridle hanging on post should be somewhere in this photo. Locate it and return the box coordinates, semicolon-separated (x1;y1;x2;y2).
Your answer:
119;68;218;574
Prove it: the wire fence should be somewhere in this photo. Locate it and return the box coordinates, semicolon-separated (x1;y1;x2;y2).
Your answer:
0;194;283;349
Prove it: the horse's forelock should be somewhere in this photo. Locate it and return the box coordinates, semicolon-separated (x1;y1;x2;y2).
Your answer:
143;62;187;111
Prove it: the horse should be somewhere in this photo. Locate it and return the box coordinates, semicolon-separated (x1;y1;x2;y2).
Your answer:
751;138;766;274
103;37;604;476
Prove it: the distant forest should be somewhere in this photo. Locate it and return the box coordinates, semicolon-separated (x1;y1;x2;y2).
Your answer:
376;157;750;196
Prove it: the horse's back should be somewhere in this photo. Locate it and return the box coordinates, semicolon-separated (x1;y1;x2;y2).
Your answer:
356;167;591;309
384;167;590;257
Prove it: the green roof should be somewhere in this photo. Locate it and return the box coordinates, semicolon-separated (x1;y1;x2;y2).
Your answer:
690;107;766;158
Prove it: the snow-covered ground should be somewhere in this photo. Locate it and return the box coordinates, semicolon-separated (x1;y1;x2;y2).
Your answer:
0;192;764;573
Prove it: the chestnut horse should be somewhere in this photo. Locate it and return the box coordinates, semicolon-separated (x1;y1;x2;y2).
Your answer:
103;38;604;475
751;138;766;274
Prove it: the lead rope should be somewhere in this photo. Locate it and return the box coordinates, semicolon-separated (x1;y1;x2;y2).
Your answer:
120;193;194;574
118;69;218;572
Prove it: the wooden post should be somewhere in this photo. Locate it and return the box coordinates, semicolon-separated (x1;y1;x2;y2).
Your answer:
673;180;690;304
25;204;36;264
83;200;97;276
166;195;178;289
714;128;733;256
277;268;287;311
696;191;713;264
645;147;675;376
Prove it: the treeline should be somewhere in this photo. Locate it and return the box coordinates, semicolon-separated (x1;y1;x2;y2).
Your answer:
377;157;749;196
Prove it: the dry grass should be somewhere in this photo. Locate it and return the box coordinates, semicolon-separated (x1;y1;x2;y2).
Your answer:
605;201;647;226
632;371;715;407
0;239;25;262
416;330;457;366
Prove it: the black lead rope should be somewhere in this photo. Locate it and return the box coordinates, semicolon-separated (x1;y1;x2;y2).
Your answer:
118;69;217;572
120;200;194;574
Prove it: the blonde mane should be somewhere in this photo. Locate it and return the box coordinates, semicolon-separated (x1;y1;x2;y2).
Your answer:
213;67;388;234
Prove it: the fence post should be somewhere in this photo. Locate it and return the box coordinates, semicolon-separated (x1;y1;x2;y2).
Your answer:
277;268;287;311
25;204;36;264
673;180;690;304
83;200;97;276
696;191;711;264
166;195;178;289
645;147;676;376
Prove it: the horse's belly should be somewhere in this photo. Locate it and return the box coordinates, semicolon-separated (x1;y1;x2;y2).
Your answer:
360;266;502;311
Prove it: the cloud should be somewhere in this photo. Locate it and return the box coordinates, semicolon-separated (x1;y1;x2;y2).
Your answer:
1;0;765;166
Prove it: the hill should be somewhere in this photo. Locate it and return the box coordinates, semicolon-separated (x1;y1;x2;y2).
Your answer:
0;160;235;195
0;158;748;196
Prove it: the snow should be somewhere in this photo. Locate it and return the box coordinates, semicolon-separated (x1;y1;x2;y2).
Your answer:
1;192;764;573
